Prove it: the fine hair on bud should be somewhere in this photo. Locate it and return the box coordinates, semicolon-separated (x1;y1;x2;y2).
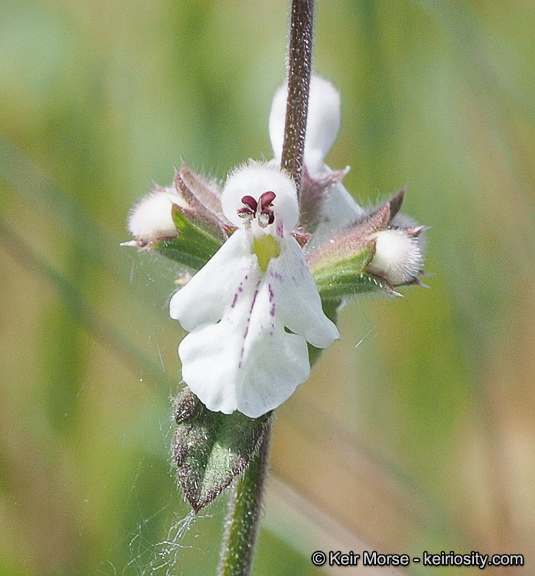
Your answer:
368;229;423;285
128;188;184;242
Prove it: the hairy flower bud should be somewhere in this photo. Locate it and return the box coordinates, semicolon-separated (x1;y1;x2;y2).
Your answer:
127;187;184;243
307;189;426;299
123;165;231;269
367;229;424;286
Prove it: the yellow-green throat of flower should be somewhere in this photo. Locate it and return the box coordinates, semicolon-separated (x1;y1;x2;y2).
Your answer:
253;235;280;271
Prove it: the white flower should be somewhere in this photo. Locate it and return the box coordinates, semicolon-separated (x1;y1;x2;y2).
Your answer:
170;163;339;418
269;74;364;243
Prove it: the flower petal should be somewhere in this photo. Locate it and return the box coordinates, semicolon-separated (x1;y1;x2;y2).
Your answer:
274;236;340;348
173;239;314;417
171;229;338;417
169;230;253;331
178;278;311;417
308;178;366;248
221;163;299;232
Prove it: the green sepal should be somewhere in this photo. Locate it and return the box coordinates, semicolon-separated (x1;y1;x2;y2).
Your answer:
172;387;273;513
151;205;226;270
311;244;390;300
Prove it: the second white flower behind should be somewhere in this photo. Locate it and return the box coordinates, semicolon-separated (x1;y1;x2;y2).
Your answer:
170;163;339;418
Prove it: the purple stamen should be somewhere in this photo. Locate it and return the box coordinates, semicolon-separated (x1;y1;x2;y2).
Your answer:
259;191;276;210
241;195;258;211
237;206;254;218
239;191;277;227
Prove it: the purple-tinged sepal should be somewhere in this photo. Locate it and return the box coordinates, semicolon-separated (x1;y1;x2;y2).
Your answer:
123;164;233;271
307;189;426;301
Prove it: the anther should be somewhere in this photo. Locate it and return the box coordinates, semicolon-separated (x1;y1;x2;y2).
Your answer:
241;196;258;212
259;191;276;210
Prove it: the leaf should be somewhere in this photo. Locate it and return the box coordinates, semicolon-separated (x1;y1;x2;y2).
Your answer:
172;387;273;512
150;205;226;270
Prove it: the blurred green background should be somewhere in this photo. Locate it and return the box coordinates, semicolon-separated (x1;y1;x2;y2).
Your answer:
1;0;534;574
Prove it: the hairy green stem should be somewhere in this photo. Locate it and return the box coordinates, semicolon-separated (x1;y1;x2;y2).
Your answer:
217;1;315;574
218;421;272;576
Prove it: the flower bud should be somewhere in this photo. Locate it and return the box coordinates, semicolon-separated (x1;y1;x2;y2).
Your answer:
367;229;423;286
269;74;341;176
127;188;185;243
307;189;426;299
124;165;231;269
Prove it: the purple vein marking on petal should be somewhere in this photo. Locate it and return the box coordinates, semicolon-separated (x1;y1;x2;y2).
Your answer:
238;279;261;369
249;285;259;314
232;281;245;308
